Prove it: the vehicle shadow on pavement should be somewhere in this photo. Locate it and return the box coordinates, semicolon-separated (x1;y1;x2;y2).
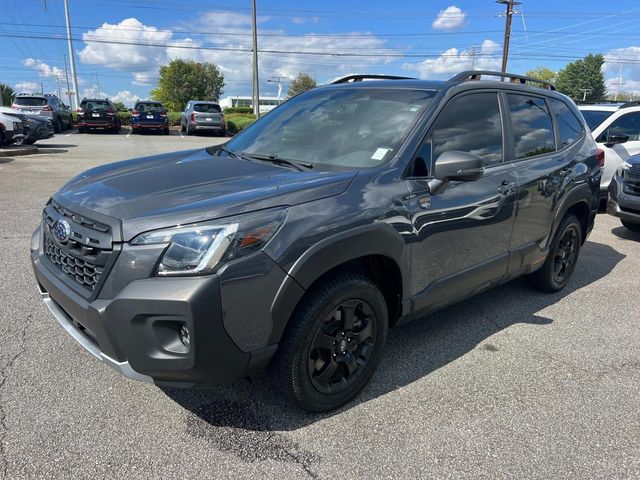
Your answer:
162;240;624;460
611;226;640;241
36;144;78;149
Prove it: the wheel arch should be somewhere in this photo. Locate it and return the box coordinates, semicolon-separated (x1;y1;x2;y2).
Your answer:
268;224;409;344
549;184;595;247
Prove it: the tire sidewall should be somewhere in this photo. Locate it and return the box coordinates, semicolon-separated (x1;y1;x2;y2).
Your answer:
548;217;582;290
290;280;388;411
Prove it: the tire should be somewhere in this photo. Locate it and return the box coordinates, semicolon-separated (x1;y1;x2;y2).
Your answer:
22;138;36;145
186;125;194;135
54;118;62;133
621;220;640;232
220;128;226;137
271;273;388;412
181;122;186;132
163;127;170;135
78;127;86;134
528;213;582;293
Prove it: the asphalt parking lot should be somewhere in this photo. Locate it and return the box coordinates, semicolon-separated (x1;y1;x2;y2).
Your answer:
0;129;639;479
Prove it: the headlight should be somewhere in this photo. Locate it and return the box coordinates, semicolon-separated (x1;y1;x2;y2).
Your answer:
618;160;633;177
131;207;287;276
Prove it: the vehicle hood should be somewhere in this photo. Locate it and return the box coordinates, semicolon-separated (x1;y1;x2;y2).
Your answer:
53;147;357;240
625;154;640;166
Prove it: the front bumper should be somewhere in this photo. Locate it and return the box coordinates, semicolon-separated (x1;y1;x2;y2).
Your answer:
31;223;289;387
607;173;640;224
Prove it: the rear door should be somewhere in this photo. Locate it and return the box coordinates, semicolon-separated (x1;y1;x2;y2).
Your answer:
407;91;518;311
506;93;581;275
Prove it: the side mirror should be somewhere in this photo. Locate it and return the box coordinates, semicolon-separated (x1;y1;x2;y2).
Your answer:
434;150;485;182
605;133;630;147
427;151;485;195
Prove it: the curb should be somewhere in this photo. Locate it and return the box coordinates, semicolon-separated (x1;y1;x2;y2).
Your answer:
0;145;38;157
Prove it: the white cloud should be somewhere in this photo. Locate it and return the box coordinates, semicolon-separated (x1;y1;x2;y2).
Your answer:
75;15;395;95
432;6;466;31
14;82;40;93
22;58;64;78
403;39;500;79
111;90;139;106
291;16;320;25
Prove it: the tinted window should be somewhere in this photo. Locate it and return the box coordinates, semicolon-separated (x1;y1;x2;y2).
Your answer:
507;94;555;158
431;92;503;166
135;102;164;112
599;112;640;142
14;97;47;106
194;103;221;113
80;100;110;111
580;110;614;131
550;99;582;148
227;88;435;169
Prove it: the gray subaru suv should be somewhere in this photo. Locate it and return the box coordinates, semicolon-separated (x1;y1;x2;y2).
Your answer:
12;93;73;133
31;71;602;411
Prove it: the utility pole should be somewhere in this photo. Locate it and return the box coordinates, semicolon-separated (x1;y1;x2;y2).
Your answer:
63;0;80;110
251;0;260;118
497;0;520;74
40;82;45;94
614;63;623;101
63;54;72;108
95;72;101;97
55;75;62;99
470;46;478;70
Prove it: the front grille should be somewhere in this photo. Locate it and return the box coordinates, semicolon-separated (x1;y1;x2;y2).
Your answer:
44;234;104;289
624;170;640;197
42;200;114;293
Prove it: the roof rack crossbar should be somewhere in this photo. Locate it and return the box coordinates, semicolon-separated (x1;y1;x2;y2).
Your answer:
449;70;557;91
331;74;416;84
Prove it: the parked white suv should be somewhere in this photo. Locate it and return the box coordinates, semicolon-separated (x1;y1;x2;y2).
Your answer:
578;102;640;196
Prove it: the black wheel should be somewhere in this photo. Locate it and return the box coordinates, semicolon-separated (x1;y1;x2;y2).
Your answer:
22;138;36;145
272;273;388;412
186;125;194;135
54;118;62;133
220;128;226;137
67;117;73;130
180;122;186;132
528;214;582;293
621;220;640;232
163;127;170;135
78;127;86;134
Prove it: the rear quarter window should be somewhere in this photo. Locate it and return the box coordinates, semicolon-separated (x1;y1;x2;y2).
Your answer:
14;97;47;106
549;98;583;148
194;104;221;113
507;94;556;159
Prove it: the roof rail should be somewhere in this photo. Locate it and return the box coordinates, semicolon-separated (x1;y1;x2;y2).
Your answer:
619;100;640;109
331;74;416;84
449;70;557;91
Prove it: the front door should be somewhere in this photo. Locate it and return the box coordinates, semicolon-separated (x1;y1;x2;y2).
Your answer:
593;110;640;190
407;91;518;312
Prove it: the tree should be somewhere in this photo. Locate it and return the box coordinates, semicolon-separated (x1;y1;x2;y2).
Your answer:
113;101;127;111
151;59;225;111
287;71;317;97
524;66;557;83
0;83;15;107
555;54;606;102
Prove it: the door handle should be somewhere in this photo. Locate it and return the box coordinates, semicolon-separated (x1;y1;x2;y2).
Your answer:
497;181;517;195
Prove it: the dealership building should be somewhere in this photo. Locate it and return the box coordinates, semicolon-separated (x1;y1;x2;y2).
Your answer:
218;96;284;113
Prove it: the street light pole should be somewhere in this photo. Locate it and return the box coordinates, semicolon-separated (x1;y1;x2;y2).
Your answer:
63;0;80;109
251;0;260;118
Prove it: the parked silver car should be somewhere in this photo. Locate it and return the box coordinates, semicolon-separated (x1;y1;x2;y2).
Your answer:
180;101;225;136
12;93;73;133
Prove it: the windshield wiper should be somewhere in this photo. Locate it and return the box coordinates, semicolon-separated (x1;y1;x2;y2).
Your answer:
239;152;313;171
218;145;239;158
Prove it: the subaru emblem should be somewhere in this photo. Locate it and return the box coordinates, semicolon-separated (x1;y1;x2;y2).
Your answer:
52;218;71;244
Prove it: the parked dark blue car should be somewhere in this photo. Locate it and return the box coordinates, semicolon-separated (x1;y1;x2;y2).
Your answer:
131;101;169;135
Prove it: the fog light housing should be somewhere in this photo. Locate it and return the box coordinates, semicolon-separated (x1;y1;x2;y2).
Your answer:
179;325;191;347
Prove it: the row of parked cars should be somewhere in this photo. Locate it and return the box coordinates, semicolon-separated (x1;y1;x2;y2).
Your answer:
75;97;226;136
0;93;227;146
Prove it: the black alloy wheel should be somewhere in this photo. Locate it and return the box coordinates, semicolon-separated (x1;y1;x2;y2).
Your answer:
308;299;377;394
552;226;579;285
272;273;388;412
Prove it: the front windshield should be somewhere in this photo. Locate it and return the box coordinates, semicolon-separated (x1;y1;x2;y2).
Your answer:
226;87;436;169
581;110;614;131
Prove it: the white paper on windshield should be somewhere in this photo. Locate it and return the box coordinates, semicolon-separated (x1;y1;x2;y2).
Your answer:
371;148;390;161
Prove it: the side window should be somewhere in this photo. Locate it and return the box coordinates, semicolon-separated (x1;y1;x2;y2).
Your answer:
550;98;582;148
598;112;640;142
507;94;555;159
430;92;503;168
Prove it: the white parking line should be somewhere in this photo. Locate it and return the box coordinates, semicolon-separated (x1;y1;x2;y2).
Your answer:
65;130;77;137
179;129;184;138
126;129;132;138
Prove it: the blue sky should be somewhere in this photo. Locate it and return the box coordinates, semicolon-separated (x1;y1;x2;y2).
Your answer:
2;0;640;107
